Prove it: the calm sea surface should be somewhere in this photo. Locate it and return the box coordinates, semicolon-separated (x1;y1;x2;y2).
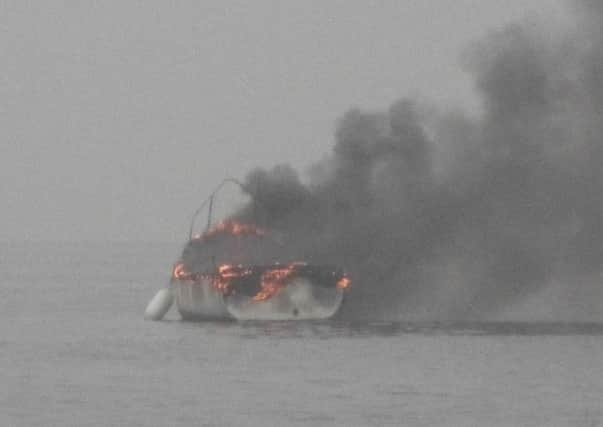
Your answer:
2;242;603;426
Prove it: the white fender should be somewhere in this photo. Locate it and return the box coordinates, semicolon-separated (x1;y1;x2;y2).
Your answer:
144;288;174;321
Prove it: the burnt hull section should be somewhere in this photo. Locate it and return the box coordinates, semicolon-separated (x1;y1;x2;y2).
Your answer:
225;278;344;320
223;264;348;298
172;272;345;321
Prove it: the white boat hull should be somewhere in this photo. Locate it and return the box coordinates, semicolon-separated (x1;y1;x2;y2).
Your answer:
172;278;230;320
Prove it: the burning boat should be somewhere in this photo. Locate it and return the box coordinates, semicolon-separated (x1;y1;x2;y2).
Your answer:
145;179;351;321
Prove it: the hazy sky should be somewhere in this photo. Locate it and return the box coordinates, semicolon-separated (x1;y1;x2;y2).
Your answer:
1;1;568;242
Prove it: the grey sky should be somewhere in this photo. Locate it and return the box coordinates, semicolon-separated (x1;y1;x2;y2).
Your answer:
1;1;567;242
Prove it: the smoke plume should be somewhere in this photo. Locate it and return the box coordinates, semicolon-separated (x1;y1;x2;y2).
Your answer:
231;1;603;320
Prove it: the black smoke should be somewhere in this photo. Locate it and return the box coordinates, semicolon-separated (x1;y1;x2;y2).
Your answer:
230;1;603;320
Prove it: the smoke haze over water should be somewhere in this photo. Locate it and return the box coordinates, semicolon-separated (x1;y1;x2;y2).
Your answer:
231;1;603;320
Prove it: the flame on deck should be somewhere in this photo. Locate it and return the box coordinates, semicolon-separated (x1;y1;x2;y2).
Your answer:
252;263;305;301
173;262;194;281
192;220;265;241
171;261;351;302
214;264;252;294
336;276;352;290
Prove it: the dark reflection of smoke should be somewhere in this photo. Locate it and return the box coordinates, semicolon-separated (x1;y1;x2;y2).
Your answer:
232;1;603;320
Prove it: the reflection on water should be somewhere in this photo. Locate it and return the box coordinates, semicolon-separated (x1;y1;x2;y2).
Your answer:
173;319;603;339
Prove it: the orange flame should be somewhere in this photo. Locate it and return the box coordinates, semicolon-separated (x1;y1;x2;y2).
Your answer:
252;264;300;301
193;220;265;241
171;260;351;302
213;264;252;294
172;262;194;281
336;276;352;290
